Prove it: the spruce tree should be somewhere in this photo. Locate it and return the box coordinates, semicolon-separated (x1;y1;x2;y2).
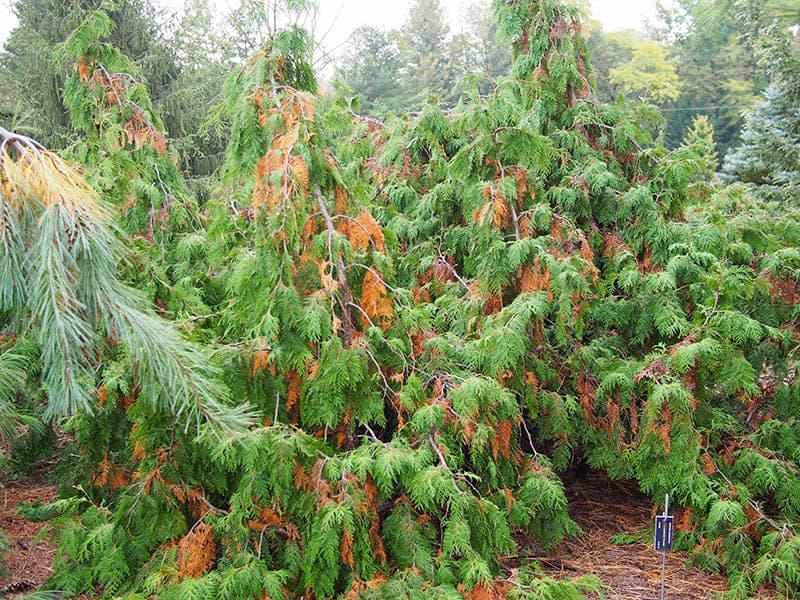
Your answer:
399;0;454;103
720;0;800;203
337;26;406;114
159;0;231;180
722;84;800;201
0;0;178;148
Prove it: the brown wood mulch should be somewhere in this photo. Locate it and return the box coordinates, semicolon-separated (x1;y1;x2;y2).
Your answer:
528;472;781;600
0;474;56;597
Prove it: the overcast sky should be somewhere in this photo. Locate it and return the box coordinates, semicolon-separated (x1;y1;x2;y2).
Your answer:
0;0;660;61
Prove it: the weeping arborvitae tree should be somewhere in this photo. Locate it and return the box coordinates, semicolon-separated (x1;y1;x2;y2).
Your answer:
0;122;256;585
353;0;800;596
27;6;601;600
0;0;179;149
53;2;219;319
58;6;193;238
19;0;800;598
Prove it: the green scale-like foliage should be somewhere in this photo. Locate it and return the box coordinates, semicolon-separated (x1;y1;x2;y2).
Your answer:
56;3;206;314
349;1;800;597
21;0;800;599
31;5;588;599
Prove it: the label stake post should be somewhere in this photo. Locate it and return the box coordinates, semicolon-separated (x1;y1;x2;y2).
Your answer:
654;493;673;600
660;496;667;600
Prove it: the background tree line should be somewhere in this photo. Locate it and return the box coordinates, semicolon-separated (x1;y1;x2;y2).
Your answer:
1;0;797;191
338;0;796;181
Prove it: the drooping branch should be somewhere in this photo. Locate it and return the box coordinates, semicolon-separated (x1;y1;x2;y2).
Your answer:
315;185;358;345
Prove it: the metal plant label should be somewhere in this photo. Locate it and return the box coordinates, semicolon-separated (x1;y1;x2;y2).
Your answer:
655;514;674;552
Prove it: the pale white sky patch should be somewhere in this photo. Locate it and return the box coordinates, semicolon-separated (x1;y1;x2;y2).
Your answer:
590;0;660;32
1;1;659;56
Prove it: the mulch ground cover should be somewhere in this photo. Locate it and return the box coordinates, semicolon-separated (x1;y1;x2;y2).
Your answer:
531;471;780;600
0;473;56;597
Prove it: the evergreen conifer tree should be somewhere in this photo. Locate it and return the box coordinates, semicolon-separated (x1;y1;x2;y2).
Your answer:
722;84;800;201
680;114;719;191
337;26;406;114
399;0;455;103
0;0;178;148
8;0;800;598
720;0;800;202
682;115;718;169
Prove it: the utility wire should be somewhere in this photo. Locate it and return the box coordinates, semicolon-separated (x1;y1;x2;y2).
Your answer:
658;104;753;112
